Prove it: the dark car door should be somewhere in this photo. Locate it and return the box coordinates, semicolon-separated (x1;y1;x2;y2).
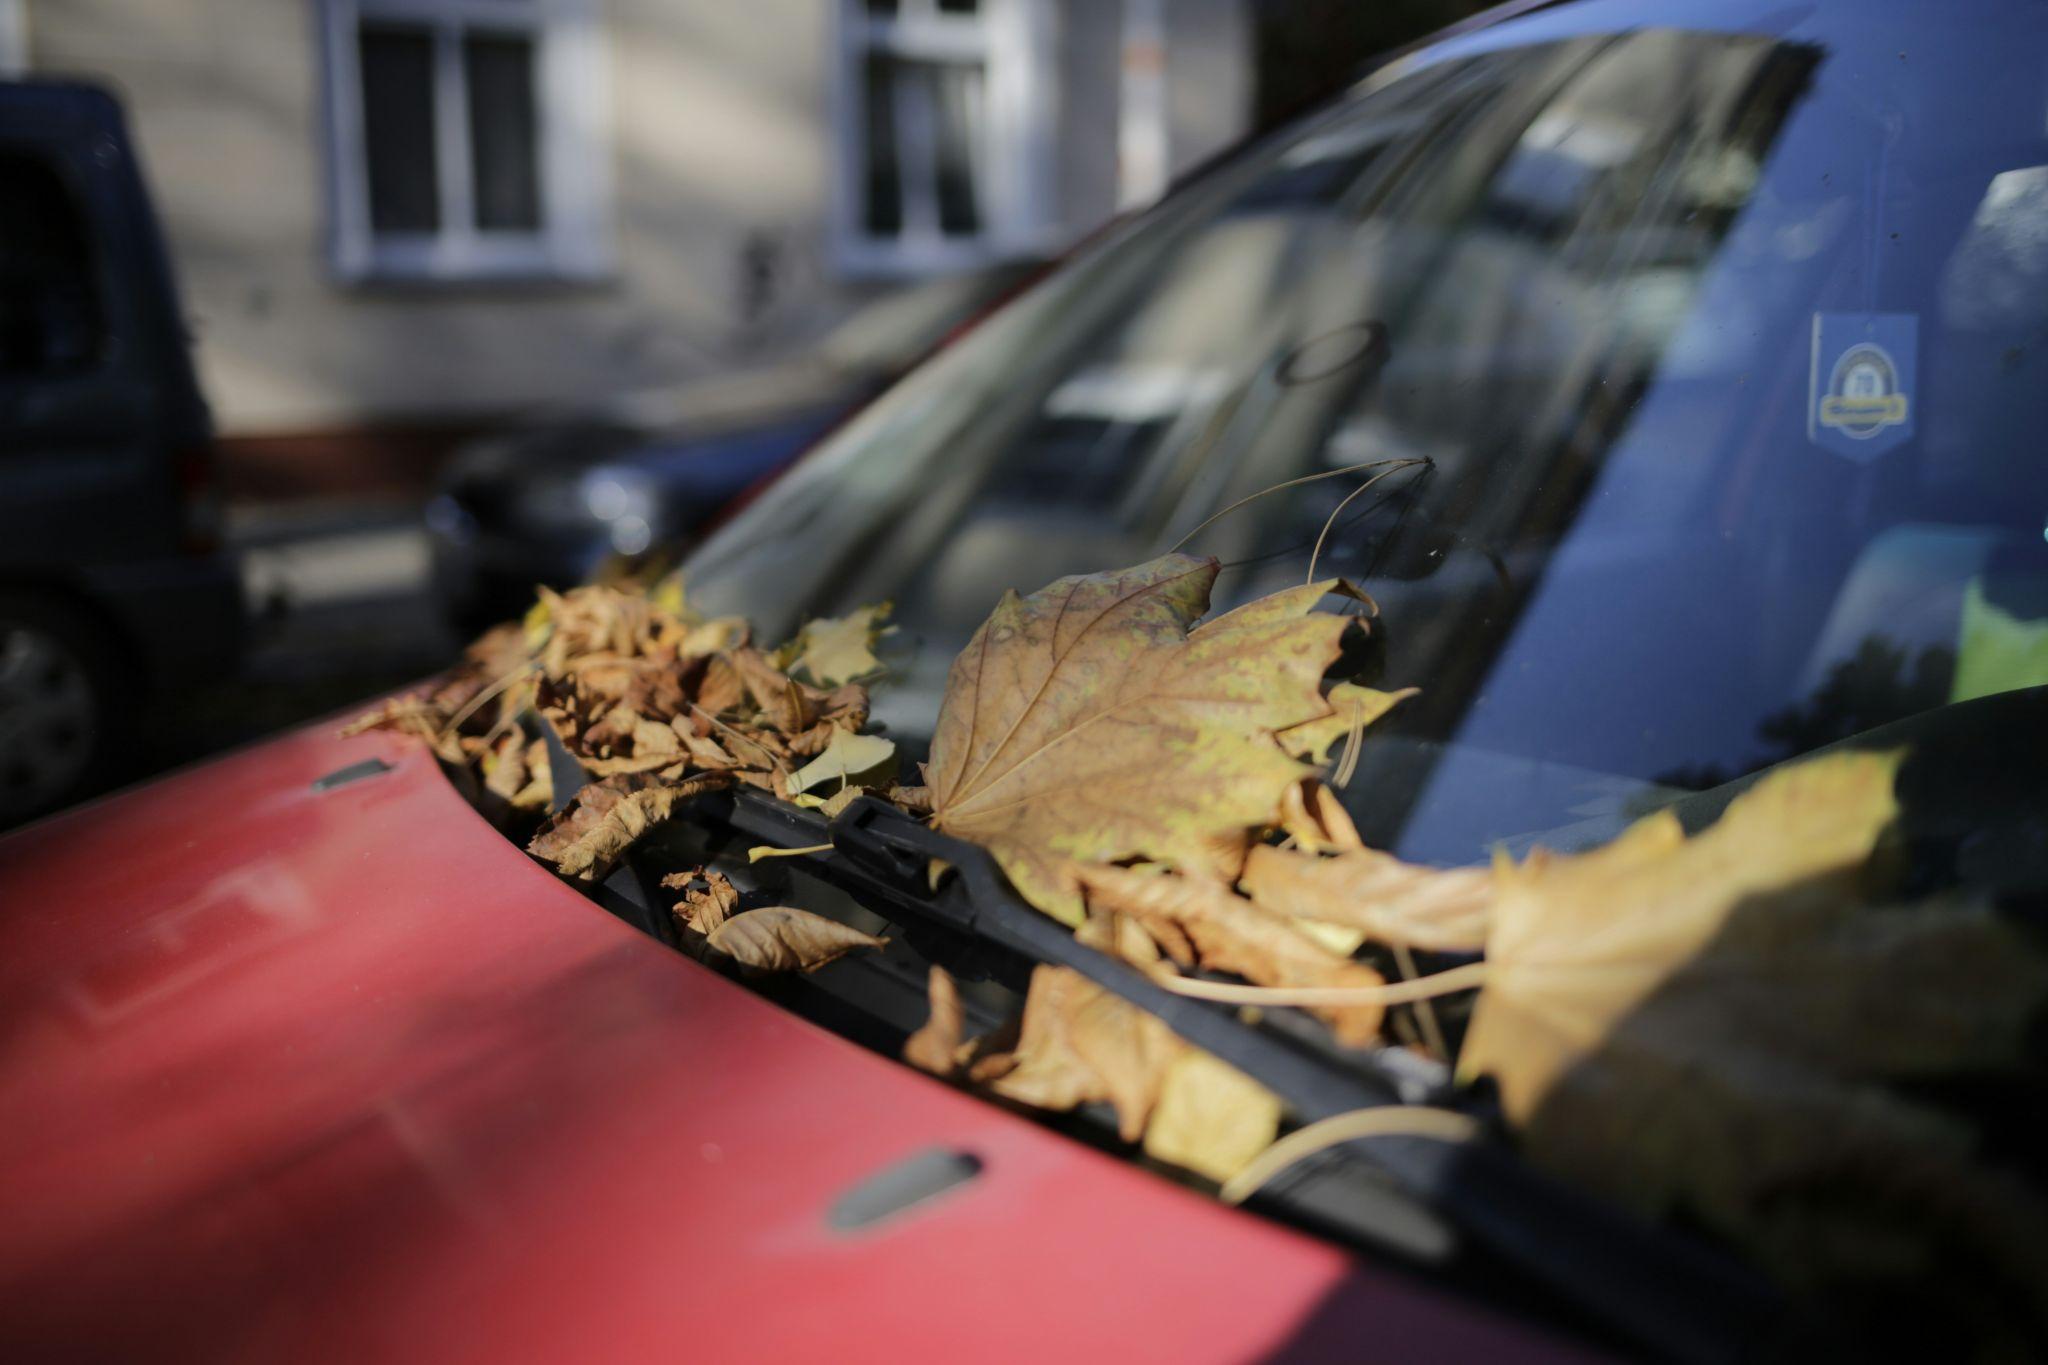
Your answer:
0;84;202;568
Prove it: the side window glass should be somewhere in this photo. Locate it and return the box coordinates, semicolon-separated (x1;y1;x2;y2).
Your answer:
0;150;109;378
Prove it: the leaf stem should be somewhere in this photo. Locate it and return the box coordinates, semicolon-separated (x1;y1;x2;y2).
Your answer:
1305;461;1427;585
439;658;538;739
1392;942;1449;1062
1156;959;1489;1008
1220;1105;1479;1205
1168;457;1424;554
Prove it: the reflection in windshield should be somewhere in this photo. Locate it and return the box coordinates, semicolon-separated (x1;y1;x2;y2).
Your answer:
689;13;2048;870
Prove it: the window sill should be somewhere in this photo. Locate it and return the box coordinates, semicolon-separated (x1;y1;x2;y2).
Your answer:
331;233;614;290
334;265;618;294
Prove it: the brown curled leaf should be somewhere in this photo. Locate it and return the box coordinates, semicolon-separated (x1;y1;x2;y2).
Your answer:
527;772;731;883
704;906;888;974
904;965;966;1077
1077;863;1387;1045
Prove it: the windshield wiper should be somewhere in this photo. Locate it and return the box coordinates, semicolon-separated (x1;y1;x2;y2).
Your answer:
538;725;1783;1360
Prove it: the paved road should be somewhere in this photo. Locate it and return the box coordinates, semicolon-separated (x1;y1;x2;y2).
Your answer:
135;502;462;779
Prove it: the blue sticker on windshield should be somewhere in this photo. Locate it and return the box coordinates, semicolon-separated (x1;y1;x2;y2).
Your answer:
1809;313;1916;459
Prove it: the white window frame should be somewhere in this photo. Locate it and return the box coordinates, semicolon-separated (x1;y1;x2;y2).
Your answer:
317;0;612;283
0;0;27;75
831;0;1058;278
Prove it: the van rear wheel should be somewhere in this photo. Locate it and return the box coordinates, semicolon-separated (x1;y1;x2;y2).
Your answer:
0;594;121;823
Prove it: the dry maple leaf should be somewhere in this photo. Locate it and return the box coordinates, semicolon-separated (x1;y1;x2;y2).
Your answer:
976;966;1129;1116
1276;777;1365;855
1075;864;1387;1045
925;554;1359;925
704;906;887;974
527;772;731;882
903;965;967;1076
1457;749;2048;1319
1045;966;1181;1142
1276;682;1418;764
1459;750;1907;1122
1142;1049;1283;1183
909;964;1282;1177
905;965;1025;1082
976;968;1171;1139
1240;844;1492;952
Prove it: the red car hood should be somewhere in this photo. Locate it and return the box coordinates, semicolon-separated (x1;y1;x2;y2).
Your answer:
0;722;1583;1362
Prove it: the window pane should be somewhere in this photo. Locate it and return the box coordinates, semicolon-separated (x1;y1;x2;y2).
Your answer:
0;151;107;376
862;52;903;236
465;29;542;232
359;22;440;233
933;61;983;236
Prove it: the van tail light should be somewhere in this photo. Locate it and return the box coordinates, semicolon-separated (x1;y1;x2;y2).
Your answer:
176;442;225;555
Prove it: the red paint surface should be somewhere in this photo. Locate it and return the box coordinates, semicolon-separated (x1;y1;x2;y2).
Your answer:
0;723;1588;1362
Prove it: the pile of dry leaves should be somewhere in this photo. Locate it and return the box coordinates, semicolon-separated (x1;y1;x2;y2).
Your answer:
352;552;2048;1337
347;580;906;969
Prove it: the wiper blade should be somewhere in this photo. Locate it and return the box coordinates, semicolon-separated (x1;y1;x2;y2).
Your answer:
787;792;1417;1115
539;723;1783;1360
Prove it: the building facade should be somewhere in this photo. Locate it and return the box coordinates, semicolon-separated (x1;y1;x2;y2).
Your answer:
15;0;1249;493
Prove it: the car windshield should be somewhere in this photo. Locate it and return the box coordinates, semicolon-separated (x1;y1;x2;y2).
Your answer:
686;0;2048;875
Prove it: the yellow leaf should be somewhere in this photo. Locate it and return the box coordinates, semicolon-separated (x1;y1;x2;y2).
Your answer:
705;906;887;973
1292;920;1369;957
1458;750;1905;1124
926;555;1355;925
680;617;748;657
786;603;893;687
522;591;554;649
787;729;898;797
649;570;690;620
1142;1050;1282;1183
1450;750;2048;1317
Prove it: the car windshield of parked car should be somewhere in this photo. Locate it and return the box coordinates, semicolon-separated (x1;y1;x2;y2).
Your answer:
687;1;2048;879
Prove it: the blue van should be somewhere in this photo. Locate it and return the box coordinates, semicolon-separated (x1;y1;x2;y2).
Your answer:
0;80;241;821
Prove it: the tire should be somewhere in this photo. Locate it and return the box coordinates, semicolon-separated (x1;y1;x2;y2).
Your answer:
0;591;128;824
